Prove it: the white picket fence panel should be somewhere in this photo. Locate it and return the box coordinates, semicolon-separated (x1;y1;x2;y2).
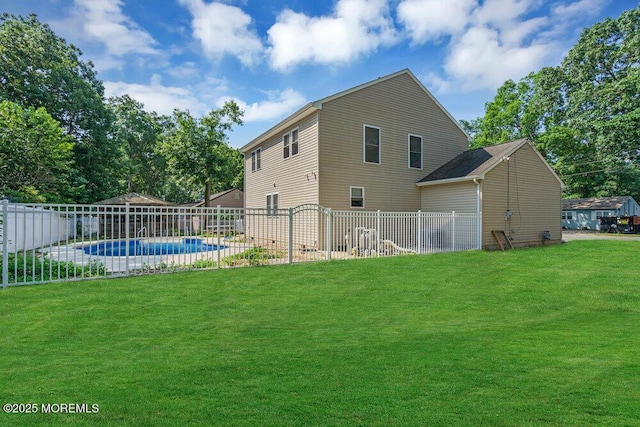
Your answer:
1;200;480;287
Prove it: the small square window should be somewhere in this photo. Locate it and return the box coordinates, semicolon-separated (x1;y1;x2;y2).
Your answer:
350;186;364;208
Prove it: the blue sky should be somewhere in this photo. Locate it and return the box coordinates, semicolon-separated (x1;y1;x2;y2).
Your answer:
2;0;637;148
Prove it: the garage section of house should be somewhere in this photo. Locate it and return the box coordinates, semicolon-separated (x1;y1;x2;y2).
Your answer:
418;138;563;250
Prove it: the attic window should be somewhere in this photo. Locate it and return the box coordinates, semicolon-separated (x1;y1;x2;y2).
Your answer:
363;125;380;164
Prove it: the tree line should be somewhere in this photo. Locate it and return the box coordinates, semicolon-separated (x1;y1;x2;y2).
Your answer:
462;6;640;202
0;13;242;205
2;8;639;205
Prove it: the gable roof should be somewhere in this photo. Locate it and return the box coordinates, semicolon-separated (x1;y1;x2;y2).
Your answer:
240;68;468;153
562;196;637;210
183;188;243;207
417;138;562;187
93;192;174;206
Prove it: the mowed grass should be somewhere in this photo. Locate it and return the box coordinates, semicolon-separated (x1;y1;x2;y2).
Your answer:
1;240;639;426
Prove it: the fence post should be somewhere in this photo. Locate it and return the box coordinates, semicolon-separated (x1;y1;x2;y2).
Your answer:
125;202;130;276
376;210;381;257
451;211;456;252
326;208;332;261
216;205;222;269
477;212;482;250
417;210;422;255
288;207;294;264
2;199;8;289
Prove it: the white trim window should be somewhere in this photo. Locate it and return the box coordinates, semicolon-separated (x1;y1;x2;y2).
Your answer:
408;134;423;169
350;186;365;208
562;211;575;220
363;125;380;164
593;210;615;220
266;192;279;216
251;148;261;172
283;128;300;159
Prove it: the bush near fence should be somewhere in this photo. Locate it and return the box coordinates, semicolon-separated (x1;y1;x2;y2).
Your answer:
1;201;480;287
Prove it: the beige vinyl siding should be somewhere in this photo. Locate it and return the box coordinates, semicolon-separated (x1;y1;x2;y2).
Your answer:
209;189;243;208
244;113;319;210
243;114;320;246
318;72;468;211
482;143;562;249
421;182;478;213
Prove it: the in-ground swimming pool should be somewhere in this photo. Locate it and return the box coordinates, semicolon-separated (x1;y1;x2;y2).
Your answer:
82;238;225;256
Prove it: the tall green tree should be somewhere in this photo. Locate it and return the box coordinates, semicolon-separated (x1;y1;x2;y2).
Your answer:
469;6;640;200
0;100;78;202
160;102;244;206
0;13;117;202
470;74;541;149
108;95;168;195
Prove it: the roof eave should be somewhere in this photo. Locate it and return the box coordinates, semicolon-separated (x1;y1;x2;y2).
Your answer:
416;175;483;187
240;103;318;153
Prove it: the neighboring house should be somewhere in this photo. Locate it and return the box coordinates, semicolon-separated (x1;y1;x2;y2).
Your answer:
562;196;640;230
240;69;562;250
181;189;244;233
184;189;244;209
418;138;563;249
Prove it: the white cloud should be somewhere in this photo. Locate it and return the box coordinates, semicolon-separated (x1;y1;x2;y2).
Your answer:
221;89;307;123
178;0;264;67
72;0;158;56
397;0;475;43
444;25;549;89
104;75;209;116
267;0;397;71
552;0;606;20
397;0;600;92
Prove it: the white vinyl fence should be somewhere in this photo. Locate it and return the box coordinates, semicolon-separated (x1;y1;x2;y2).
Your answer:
1;200;480;287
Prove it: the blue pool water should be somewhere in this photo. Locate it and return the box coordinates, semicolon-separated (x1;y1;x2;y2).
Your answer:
82;238;225;256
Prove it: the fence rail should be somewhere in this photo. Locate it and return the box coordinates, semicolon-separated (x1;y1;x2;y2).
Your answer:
1;200;480;287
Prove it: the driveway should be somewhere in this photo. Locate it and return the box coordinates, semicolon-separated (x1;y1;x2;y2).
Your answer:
562;230;640;241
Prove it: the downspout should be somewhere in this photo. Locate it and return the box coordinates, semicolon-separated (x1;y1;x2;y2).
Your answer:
473;178;482;249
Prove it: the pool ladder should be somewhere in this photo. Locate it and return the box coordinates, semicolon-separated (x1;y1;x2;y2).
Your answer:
137;227;147;238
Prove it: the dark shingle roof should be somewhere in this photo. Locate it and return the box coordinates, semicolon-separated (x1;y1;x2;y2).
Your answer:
562;196;634;210
418;139;528;183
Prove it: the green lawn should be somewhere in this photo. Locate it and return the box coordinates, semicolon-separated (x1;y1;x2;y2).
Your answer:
1;240;639;425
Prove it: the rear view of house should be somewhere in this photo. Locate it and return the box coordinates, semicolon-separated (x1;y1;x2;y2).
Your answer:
241;69;562;251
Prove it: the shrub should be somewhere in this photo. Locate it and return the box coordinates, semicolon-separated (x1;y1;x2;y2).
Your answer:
0;253;106;284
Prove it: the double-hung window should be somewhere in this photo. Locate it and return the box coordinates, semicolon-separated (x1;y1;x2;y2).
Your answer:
283;128;299;159
350;186;364;208
251;148;261;171
363;125;380;164
266;193;279;216
408;134;423;169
